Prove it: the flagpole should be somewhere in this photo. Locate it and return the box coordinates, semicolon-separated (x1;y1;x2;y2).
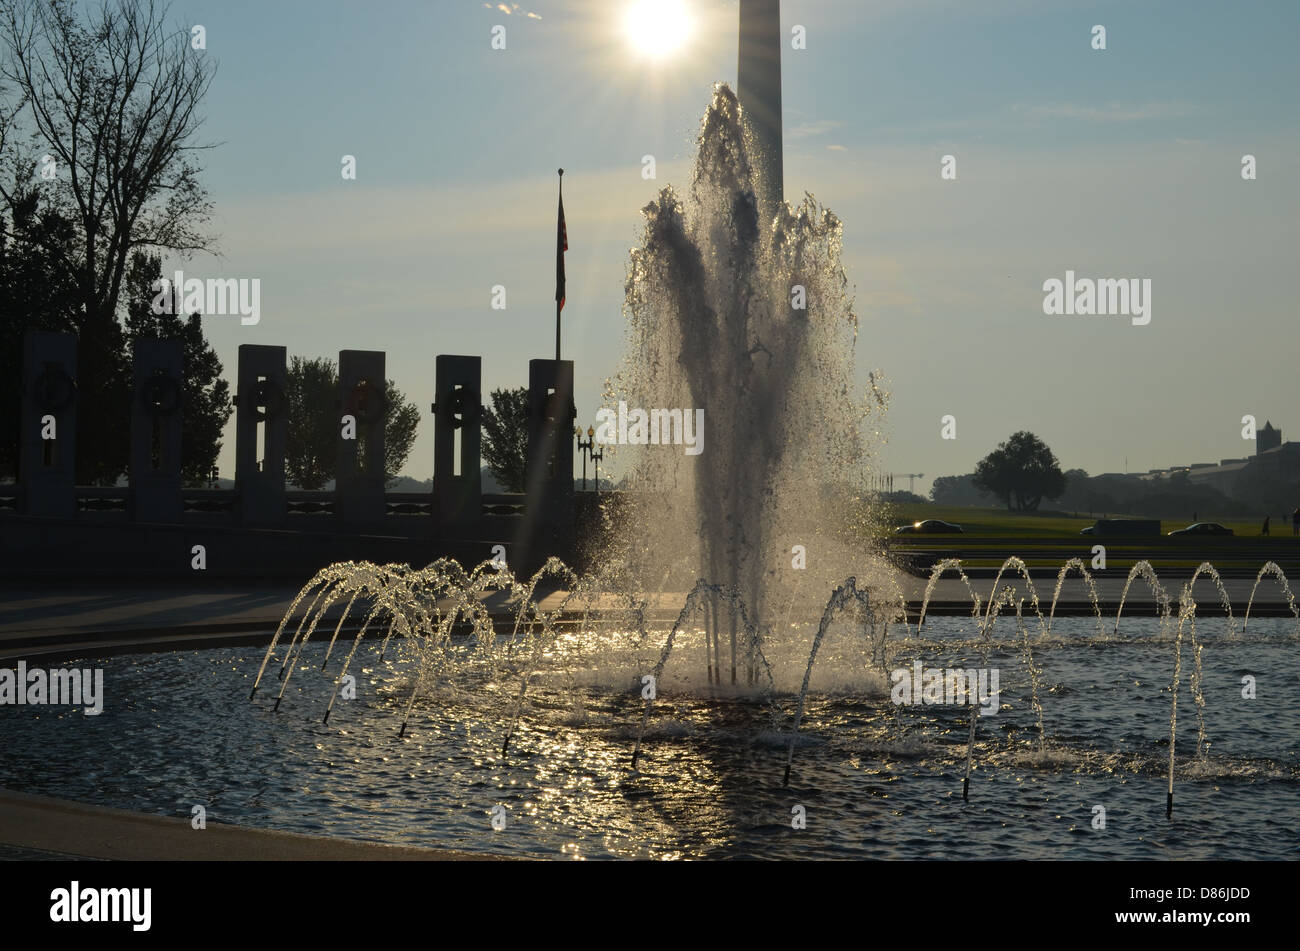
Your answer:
555;168;564;363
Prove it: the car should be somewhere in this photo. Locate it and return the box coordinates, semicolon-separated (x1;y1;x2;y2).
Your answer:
894;519;964;534
1168;522;1234;536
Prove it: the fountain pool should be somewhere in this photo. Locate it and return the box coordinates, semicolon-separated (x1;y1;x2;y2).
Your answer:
2;602;1296;860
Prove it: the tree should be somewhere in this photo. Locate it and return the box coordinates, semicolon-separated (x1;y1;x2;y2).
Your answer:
0;188;81;478
382;389;420;488
284;357;336;490
122;251;231;485
284;356;420;489
930;473;994;506
1;0;217;483
972;431;1066;511
481;387;529;493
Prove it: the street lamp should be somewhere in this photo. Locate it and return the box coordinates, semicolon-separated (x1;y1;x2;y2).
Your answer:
576;424;605;492
590;428;604;495
575;425;595;491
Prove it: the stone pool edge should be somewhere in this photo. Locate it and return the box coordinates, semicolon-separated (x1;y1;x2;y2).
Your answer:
0;789;504;861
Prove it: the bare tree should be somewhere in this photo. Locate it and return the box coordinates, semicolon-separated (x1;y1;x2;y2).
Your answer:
1;0;216;318
0;0;218;481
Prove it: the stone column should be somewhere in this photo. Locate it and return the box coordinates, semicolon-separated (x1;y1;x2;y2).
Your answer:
18;331;78;518
234;344;287;526
433;355;482;535
516;359;575;568
336;349;386;526
129;337;184;522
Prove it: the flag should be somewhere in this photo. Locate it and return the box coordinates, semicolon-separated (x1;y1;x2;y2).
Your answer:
556;179;567;311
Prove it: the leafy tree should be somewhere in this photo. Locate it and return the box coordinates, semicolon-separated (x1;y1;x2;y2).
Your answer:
285;357;337;490
0;0;217;483
481;387;529;493
0;188;81;479
382;389;420;488
284;356;419;489
0;184;131;483
929;473;994;506
122;251;231;485
972;431;1066;511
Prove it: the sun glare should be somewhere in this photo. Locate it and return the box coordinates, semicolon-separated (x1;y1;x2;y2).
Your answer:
625;0;692;58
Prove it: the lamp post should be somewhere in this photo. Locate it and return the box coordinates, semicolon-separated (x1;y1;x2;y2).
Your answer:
575;425;595;490
590;438;604;495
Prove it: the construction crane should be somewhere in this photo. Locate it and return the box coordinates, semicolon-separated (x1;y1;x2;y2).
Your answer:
896;473;924;493
874;473;924;494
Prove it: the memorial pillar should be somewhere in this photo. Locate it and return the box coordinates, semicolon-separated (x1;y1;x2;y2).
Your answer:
18;331;78;518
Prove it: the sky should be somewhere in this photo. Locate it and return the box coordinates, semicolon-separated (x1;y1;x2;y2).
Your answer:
161;0;1300;495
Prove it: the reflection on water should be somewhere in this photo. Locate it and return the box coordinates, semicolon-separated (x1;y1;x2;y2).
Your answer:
1;615;1297;859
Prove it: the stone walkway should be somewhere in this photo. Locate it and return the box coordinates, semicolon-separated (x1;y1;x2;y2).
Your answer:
0;790;489;861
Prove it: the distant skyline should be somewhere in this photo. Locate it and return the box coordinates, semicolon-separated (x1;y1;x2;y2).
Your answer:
166;0;1299;496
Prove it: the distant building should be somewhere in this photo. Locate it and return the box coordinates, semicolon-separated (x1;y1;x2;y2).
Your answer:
1251;421;1300;478
1181;418;1297;494
1254;442;1300;478
1082;418;1295;502
1257;421;1282;455
1187;459;1250;493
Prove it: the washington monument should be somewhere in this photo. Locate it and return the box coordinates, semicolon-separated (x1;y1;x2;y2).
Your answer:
738;0;783;213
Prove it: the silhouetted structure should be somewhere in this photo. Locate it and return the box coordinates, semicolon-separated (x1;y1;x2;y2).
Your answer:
235;344;288;526
18;332;77;519
738;0;783;213
336;349;386;525
129;338;183;523
433;355;483;533
2;337;580;579
1258;421;1282;454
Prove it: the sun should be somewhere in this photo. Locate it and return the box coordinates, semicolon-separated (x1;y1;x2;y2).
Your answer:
625;0;692;58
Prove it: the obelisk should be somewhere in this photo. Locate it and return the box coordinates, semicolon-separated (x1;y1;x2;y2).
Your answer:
738;0;783;213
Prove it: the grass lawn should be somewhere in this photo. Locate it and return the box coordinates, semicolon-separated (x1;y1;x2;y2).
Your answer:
883;502;1290;539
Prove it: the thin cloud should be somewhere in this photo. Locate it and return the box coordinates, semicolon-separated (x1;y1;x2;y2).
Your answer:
483;2;542;18
788;119;844;139
1013;101;1195;122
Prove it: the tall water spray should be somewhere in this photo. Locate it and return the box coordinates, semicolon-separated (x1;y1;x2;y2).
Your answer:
608;84;886;682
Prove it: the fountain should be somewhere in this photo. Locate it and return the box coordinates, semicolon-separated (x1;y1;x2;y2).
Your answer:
239;3;1298;825
605;79;885;688
1;2;1296;864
